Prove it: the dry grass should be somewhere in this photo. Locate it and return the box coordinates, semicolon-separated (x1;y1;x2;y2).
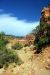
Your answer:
0;44;50;75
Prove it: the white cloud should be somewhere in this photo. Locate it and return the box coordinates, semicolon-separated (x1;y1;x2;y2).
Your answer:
0;13;39;36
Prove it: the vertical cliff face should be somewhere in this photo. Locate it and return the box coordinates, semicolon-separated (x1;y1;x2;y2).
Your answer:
40;4;50;24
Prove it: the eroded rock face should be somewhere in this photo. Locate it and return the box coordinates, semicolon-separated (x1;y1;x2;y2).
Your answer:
41;3;50;23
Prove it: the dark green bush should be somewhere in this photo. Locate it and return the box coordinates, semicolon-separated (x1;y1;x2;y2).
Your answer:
34;21;50;53
36;37;48;49
12;43;23;50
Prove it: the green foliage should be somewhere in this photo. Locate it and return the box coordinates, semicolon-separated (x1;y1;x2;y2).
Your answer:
0;32;8;48
34;21;50;53
0;48;19;68
0;32;22;68
12;43;23;50
0;40;5;48
0;39;8;50
0;32;5;40
35;37;48;50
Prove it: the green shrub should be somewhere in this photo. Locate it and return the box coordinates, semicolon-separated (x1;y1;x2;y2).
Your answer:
0;32;22;68
33;20;50;53
0;48;21;68
0;39;8;49
35;37;49;53
12;43;23;50
0;40;5;48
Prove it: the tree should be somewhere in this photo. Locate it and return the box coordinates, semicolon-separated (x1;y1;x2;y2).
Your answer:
34;20;50;53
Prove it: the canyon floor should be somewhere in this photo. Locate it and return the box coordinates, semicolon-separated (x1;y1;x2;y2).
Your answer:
0;44;50;75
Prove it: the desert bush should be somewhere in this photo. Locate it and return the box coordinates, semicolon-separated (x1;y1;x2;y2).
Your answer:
0;48;21;68
0;32;22;68
12;43;23;50
0;39;8;49
0;39;22;68
35;37;48;52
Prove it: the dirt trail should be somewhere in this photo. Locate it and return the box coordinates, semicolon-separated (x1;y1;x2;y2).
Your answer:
0;45;50;75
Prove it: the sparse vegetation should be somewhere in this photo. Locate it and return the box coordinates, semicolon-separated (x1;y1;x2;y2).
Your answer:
12;43;23;50
0;32;22;68
0;48;19;68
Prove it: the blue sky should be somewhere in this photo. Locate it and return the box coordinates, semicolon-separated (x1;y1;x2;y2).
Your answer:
0;0;50;36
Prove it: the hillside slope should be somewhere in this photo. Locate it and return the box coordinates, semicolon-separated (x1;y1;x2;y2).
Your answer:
0;45;50;75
